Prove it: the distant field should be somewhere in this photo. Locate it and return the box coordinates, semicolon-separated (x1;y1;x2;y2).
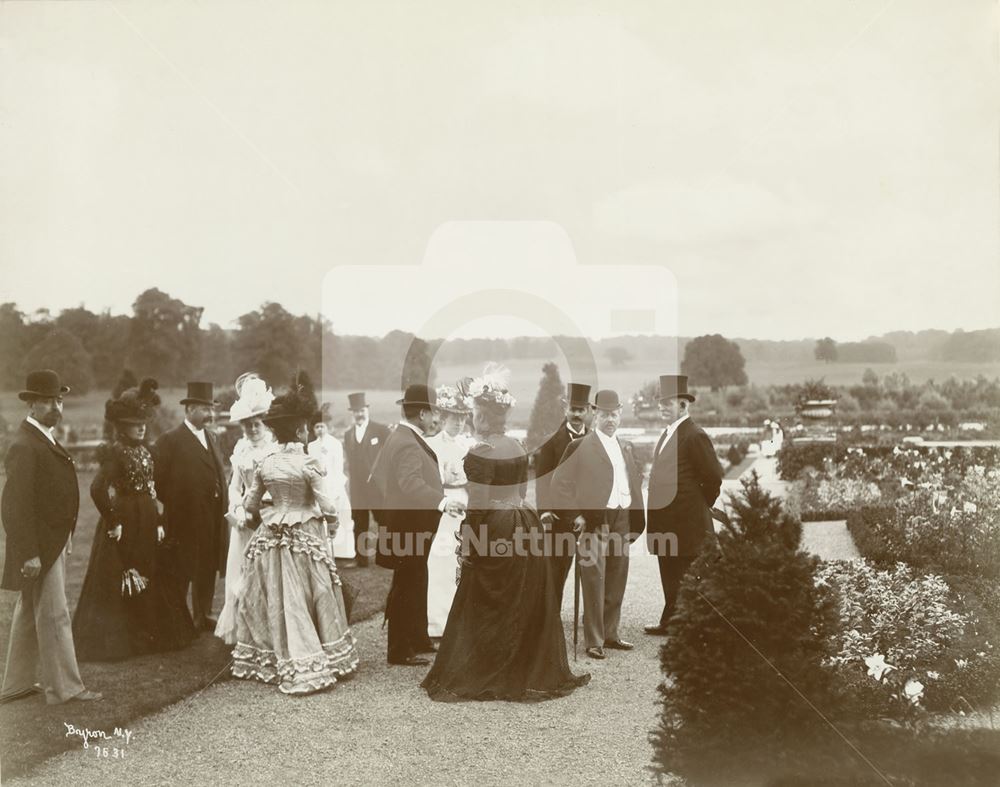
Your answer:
2;359;996;435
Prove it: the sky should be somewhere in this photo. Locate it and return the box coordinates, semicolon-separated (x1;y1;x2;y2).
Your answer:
1;0;997;342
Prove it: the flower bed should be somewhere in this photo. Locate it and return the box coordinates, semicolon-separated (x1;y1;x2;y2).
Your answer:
776;442;1000;482
817;560;1000;715
846;469;1000;579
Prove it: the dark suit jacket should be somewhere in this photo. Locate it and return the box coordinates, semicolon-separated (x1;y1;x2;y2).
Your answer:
646;418;723;557
369;423;443;569
533;421;588;531
343;421;390;510
550;430;645;538
1;421;80;591
154;424;229;579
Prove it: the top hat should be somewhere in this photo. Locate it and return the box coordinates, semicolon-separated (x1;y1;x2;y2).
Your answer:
396;384;437;408
180;381;218;407
593;389;623;411
566;383;592;408
347;392;368;411
657;374;695;403
19;369;70;401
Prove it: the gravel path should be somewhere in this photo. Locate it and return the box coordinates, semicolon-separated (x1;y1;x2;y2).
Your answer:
10;553;671;787
800;520;862;561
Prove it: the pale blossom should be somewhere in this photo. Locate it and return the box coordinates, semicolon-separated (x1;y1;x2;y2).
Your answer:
865;654;895;682
904;678;924;705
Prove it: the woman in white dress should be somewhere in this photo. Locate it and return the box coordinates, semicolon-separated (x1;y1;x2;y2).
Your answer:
308;420;355;559
425;385;475;638
215;373;278;645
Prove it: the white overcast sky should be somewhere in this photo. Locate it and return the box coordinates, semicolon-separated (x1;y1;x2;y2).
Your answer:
1;0;997;341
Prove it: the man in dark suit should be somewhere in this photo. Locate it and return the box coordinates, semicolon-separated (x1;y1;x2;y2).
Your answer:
154;382;228;631
370;385;464;666
551;390;645;659
645;374;724;635
1;370;101;704
343;392;390;566
534;382;591;607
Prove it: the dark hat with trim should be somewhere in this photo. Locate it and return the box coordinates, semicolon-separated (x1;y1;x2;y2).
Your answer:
107;378;160;424
180;381;218;407
657;374;695;403
263;371;318;425
19;369;70;401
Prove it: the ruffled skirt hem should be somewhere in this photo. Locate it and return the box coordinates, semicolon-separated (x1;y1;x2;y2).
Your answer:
232;634;359;695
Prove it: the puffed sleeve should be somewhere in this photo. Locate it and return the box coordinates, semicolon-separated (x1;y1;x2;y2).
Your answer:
89;447;121;529
243;460;266;526
304;455;336;517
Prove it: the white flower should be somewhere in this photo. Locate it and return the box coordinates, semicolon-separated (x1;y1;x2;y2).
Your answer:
926;671;940;680
963;502;978;514
865;653;895;682
904;678;924;705
955;658;969;669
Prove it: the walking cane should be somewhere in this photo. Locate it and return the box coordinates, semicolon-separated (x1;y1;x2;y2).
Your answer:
573;557;581;661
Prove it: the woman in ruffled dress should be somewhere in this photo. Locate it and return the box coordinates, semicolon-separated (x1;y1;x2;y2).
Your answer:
73;379;196;660
307;418;355;559
232;372;358;694
424;385;474;638
215;373;278;645
422;366;590;702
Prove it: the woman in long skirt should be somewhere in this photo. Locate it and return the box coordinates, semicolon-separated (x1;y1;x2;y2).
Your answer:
231;372;358;695
215;373;277;645
424;386;474;637
422;368;590;702
73;378;195;660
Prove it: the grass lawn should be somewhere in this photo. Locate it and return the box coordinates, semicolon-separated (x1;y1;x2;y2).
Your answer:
0;469;392;780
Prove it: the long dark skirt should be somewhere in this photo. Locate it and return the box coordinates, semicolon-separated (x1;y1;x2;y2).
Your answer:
421;504;590;702
72;496;196;661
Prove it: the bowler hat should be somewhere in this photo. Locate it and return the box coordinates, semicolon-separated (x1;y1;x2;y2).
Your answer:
593;389;623;411
347;392;368;411
180;381;218;406
566;383;592;408
396;384;437;408
19;370;70;401
657;374;695;403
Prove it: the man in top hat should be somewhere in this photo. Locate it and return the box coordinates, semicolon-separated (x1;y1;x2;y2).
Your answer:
534;382;591;606
551;390;645;659
644;374;724;635
343;392;390;567
369;385;465;666
1;370;101;704
154;382;229;631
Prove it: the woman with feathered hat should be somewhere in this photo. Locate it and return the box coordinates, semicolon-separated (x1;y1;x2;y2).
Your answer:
72;379;196;661
424;384;474;638
421;365;590;702
214;373;278;645
231;372;358;694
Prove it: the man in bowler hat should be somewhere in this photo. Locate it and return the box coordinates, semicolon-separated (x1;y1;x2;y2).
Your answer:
1;370;101;704
534;382;591;607
644;374;724;635
551;390;645;659
154;382;228;631
370;385;465;666
343;392;390;566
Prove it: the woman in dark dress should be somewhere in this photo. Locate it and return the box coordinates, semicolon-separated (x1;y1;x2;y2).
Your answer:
73;379;196;661
421;367;590;702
